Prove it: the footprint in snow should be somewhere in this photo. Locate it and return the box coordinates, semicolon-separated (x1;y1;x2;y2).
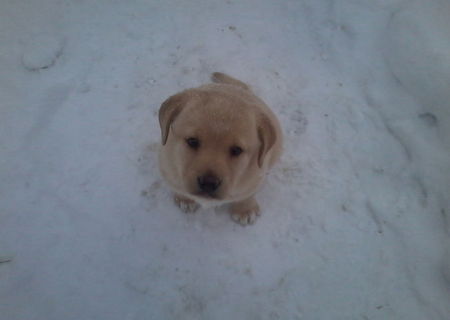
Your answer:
21;34;64;71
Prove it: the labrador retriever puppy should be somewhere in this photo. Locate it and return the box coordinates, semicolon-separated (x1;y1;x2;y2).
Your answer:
158;72;282;225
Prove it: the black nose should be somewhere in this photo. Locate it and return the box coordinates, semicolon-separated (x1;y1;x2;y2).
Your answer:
197;174;221;193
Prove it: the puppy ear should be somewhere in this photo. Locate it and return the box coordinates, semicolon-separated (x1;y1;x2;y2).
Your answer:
158;92;188;145
257;113;277;168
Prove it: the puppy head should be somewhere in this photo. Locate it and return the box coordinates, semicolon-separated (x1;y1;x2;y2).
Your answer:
159;89;276;201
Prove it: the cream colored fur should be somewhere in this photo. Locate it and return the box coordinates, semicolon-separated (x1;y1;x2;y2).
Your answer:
158;72;282;225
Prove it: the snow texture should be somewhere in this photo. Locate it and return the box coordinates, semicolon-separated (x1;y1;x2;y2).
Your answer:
21;35;64;71
0;0;449;319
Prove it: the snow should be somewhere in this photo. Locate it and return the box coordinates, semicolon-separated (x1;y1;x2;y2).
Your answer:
0;0;449;319
21;34;64;71
385;0;450;150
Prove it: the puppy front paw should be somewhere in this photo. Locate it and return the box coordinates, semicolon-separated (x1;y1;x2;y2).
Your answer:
230;197;260;226
174;194;199;213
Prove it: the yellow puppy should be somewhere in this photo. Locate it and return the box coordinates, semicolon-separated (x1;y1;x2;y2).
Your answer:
158;72;282;225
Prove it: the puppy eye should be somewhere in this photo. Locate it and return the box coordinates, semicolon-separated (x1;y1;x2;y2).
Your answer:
230;146;243;157
186;137;200;149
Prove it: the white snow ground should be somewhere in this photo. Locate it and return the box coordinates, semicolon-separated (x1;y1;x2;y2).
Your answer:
1;0;449;319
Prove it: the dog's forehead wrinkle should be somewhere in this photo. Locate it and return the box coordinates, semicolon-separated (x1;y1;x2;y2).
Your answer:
182;103;255;129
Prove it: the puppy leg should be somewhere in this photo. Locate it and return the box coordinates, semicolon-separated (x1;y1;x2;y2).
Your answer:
174;194;199;213
230;196;260;225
